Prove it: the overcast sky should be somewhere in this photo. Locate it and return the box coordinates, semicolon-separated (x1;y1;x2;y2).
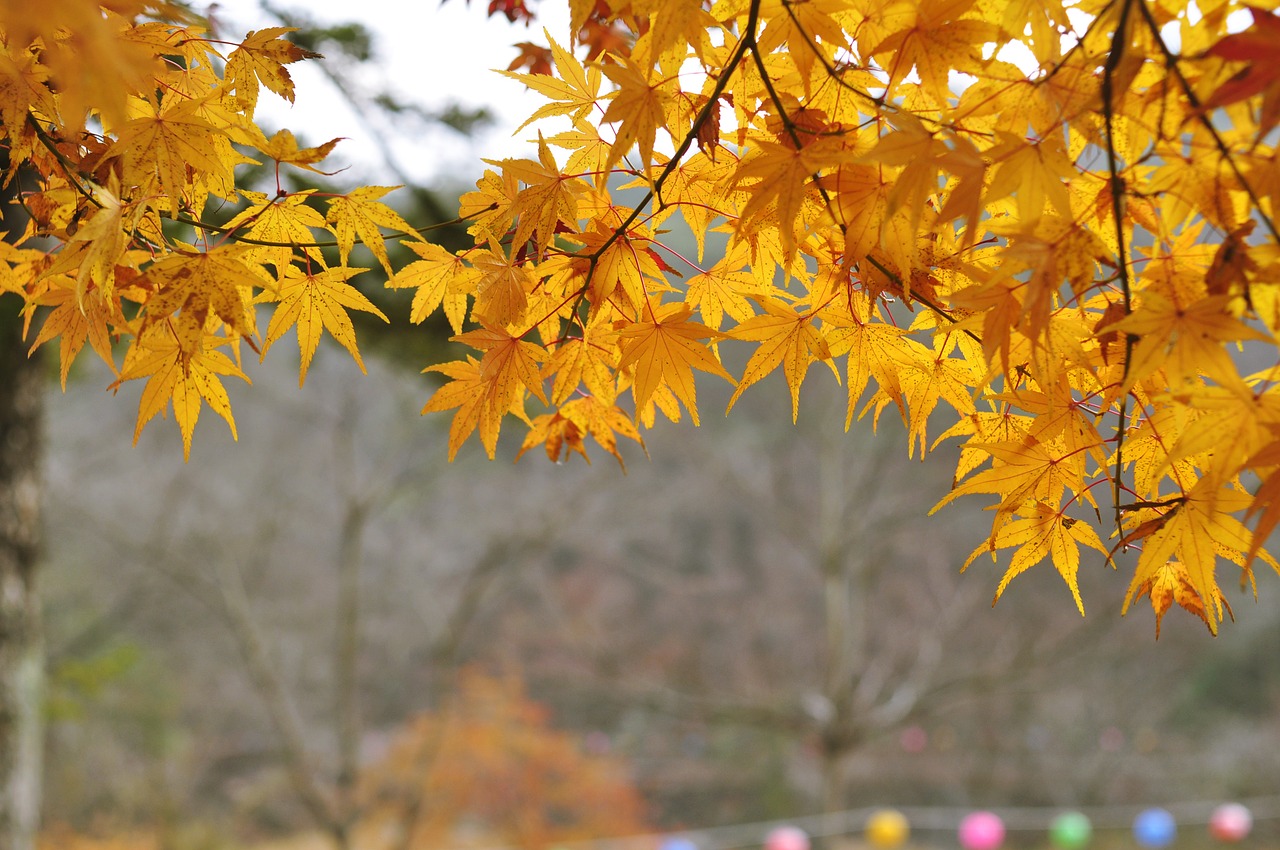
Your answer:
207;0;571;192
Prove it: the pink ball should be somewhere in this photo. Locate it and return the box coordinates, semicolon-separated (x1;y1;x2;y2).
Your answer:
1209;804;1253;842
959;812;1006;850
765;827;810;850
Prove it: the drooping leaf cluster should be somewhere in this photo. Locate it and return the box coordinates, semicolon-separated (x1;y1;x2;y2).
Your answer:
5;0;1280;632
415;0;1280;634
0;0;413;456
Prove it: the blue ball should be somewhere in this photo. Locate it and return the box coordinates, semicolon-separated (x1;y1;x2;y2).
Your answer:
1134;809;1176;848
660;837;698;850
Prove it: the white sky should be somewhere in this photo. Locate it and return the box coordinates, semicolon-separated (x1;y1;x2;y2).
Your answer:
206;0;571;193
202;1;1246;198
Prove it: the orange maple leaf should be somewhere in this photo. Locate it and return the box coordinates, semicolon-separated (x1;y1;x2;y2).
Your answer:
517;395;642;468
1128;560;1233;638
508;42;554;76
1201;6;1280;131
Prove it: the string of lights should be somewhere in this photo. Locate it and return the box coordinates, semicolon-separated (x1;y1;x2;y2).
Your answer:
485;796;1280;850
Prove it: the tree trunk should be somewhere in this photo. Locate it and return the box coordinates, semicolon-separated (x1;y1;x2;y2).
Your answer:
0;306;43;850
0;144;45;850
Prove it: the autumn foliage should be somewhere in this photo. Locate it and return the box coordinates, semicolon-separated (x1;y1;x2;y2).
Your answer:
3;0;1280;633
358;669;649;849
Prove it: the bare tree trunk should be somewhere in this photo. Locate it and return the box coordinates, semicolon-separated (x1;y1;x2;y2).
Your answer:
215;554;346;849
333;397;368;846
0;308;44;850
334;496;365;839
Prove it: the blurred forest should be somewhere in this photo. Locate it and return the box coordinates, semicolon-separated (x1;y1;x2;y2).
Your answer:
38;334;1280;849
31;7;1280;850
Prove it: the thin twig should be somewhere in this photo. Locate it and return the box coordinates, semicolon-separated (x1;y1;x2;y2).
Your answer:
1101;0;1138;533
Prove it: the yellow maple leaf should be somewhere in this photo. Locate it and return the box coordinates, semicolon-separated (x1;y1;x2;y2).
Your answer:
756;0;851;82
600;52;672;173
42;177;139;301
459;167;521;246
105;95;234;215
502;135;586;254
899;331;980;457
471;241;533;328
934;434;1084;520
649;151;738;262
1105;292;1271;389
727;298;833;422
387;242;480;331
420;357;490;461
223;27;320;112
326;186;420;275
983;130;1076;225
111;324;249;461
822;163;891;269
616;303;733;425
967;501;1107;615
573;224;666;313
222;190;328;275
251;127;344;174
685;243;759;331
0;47;56;163
261;263;388;386
734;137;848;260
25;274;119;388
500;31;602;131
542;329;619;406
1128;560;1233;638
425;325;549;458
546;125;614;181
865;0;998;105
136;245;261;340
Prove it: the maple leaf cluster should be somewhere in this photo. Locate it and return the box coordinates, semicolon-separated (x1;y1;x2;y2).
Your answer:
1;2;411;458
5;0;1280;633
416;0;1280;634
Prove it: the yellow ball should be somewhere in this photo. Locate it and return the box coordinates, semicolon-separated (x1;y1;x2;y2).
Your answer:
866;809;910;849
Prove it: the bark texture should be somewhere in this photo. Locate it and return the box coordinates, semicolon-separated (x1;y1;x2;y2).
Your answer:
0;306;43;850
0;145;44;850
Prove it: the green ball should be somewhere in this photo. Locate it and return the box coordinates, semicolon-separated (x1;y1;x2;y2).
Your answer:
1050;812;1092;850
